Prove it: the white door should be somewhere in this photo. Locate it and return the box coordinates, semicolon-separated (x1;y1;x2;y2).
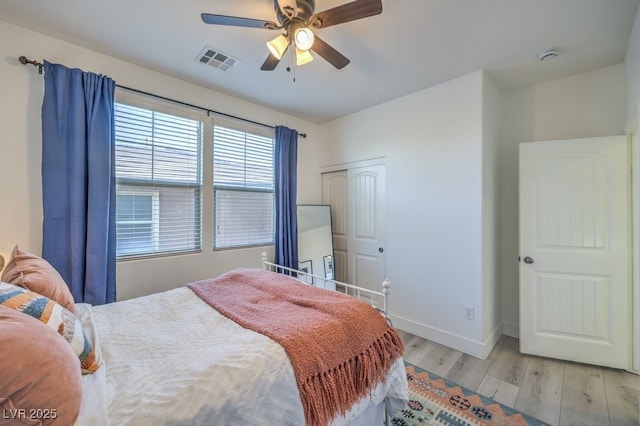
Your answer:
322;170;348;283
519;136;630;368
348;165;386;292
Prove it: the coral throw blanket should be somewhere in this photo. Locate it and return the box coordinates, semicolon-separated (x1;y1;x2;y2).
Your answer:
187;268;404;426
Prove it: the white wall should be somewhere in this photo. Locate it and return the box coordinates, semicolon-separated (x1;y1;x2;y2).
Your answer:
319;63;626;355
319;71;499;357
481;73;502;347
0;19;321;300
498;64;626;337
627;7;640;130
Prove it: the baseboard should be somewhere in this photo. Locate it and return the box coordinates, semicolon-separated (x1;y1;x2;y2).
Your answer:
390;314;502;360
482;323;503;358
501;320;519;338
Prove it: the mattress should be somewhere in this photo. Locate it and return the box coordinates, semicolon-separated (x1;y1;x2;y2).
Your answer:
75;286;407;425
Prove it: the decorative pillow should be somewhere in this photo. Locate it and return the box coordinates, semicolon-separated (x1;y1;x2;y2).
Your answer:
0;282;98;373
0;305;82;425
1;245;75;313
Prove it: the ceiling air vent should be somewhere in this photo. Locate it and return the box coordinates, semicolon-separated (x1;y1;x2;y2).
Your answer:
195;46;239;71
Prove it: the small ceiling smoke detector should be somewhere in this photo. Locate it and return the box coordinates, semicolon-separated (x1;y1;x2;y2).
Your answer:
196;46;239;71
537;48;559;62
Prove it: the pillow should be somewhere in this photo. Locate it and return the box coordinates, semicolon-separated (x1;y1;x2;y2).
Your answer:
0;282;98;373
1;245;75;313
0;305;82;425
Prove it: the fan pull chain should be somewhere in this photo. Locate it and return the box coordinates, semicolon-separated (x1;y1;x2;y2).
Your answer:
285;46;296;83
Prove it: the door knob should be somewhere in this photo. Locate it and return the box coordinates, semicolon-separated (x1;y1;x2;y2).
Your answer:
523;256;534;264
378;247;384;253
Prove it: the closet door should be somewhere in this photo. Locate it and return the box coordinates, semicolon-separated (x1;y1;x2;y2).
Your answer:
348;164;386;293
322;163;387;291
322;171;348;283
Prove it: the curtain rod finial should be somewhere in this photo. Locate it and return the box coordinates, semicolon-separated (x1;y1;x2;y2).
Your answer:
19;55;43;74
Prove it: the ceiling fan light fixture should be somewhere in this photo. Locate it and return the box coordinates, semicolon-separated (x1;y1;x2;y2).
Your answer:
294;27;315;51
295;47;314;66
202;0;383;70
267;34;289;60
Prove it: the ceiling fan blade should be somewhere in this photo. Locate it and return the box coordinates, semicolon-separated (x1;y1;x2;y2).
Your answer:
309;0;382;29
261;53;283;71
201;13;279;29
310;36;350;69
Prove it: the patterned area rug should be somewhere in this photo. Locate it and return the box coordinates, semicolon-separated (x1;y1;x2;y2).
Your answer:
390;362;549;425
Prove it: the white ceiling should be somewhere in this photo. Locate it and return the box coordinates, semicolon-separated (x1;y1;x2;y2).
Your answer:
1;0;638;123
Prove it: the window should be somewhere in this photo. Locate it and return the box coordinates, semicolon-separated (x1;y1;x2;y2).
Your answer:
213;125;275;249
114;101;202;258
114;91;276;259
116;190;158;256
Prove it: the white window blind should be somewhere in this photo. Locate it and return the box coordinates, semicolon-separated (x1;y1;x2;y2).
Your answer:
213;125;275;249
115;102;203;258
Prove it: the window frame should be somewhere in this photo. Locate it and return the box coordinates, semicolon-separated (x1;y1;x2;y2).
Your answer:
114;90;276;260
114;91;206;260
212;119;276;251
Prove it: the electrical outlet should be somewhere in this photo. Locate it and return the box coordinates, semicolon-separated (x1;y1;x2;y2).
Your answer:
464;305;474;320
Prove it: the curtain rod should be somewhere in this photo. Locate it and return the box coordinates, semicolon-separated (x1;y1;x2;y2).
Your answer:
18;55;307;138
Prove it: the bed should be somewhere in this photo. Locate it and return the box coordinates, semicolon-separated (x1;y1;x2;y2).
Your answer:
0;247;408;426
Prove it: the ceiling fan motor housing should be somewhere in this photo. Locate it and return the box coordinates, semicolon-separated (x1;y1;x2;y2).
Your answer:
275;0;315;24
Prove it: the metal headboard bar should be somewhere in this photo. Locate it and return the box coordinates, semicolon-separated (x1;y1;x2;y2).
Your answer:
261;253;392;322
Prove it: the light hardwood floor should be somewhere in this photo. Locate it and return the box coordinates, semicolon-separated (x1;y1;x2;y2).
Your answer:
397;330;639;426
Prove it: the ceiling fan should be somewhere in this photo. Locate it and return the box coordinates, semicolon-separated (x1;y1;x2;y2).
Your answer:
201;0;383;71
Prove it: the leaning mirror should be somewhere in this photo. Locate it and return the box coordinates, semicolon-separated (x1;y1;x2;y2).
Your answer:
297;205;335;290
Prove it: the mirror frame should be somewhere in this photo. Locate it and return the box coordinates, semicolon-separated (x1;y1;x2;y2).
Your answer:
296;204;335;283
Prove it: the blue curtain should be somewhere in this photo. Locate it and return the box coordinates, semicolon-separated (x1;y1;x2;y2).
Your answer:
41;61;116;305
274;126;298;270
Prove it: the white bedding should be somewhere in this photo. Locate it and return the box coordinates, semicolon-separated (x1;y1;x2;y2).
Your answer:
75;286;407;426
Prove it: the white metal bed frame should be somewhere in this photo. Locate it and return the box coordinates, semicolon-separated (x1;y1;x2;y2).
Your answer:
261;253;397;425
261;252;392;324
